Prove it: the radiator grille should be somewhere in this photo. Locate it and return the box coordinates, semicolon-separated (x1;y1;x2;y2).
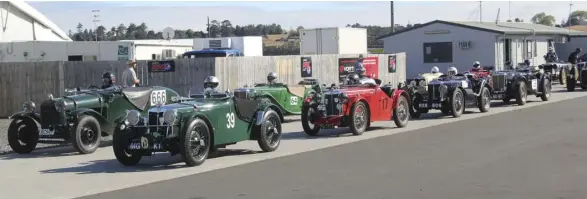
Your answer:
492;74;507;91
40;100;60;128
324;94;341;116
428;84;440;100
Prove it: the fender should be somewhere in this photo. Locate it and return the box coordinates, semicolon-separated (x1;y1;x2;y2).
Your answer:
391;90;410;110
343;94;367;116
254;103;284;125
9;111;41;123
255;94;293;115
72;108;112;135
189;113;216;145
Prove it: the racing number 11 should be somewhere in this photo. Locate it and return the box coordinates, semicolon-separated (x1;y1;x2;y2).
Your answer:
379;98;389;110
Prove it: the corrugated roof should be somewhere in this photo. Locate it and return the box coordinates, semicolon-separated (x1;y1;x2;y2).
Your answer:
8;1;72;41
377;20;587;40
569;25;587;32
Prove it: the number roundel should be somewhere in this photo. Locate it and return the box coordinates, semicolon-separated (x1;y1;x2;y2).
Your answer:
226;112;235;128
150;90;167;106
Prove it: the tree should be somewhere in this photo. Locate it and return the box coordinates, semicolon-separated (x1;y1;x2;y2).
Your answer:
531;12;556;26
514;18;524;22
567;10;587;26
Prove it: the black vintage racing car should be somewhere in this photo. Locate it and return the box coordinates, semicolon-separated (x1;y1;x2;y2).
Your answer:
565;61;587;91
540;62;570;85
490;65;552;105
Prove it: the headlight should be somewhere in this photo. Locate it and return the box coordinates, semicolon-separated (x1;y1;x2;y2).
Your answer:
125;110;141;126
163;109;178;124
22;101;35;113
439;85;448;94
339;92;349;103
418;85;427;94
55;100;66;112
409;80;416;87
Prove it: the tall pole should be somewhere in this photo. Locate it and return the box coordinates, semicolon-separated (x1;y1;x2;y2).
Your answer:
206;16;210;38
92;10;100;41
508;1;511;21
479;1;482;22
568;1;573;31
390;1;394;33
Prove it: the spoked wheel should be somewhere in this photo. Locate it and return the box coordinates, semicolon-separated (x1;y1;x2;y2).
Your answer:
393;95;409;128
7;118;39;154
257;109;282;152
301;106;321;136
349;101;368;136
560;69;567;85
113;125;142;166
72;115;101;154
410;94;425;119
477;86;490;112
450;89;464;118
516;81;527;106
540;79;551;101
180;119;211;167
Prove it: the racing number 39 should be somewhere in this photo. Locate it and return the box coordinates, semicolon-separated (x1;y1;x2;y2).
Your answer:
226;112;235;128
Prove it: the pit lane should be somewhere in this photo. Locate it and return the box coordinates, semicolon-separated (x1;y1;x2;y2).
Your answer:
0;85;585;199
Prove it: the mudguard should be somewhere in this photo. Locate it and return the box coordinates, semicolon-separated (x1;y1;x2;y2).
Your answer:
72;108;113;135
9;111;41;123
391;90;410;109
254;103;284;125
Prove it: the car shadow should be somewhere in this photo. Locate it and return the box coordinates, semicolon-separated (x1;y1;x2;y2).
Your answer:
0;140;114;160
37;148;260;174
279;126;394;140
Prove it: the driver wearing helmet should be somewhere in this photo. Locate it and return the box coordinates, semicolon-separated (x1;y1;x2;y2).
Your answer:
470;61;482;72
267;72;277;85
431;66;440;74
447;66;458;77
101;72;116;89
347;73;360;85
568;48;582;64
544;47;558;62
355;66;377;85
203;76;220;97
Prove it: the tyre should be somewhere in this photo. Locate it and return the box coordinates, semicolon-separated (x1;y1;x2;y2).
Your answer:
180;118;211;167
567;78;576;92
450;89;464;118
515;81;527;106
301;106;320;136
349;101;369;136
72;115;101;154
410;94;425;119
477;86;490;112
112;125;142;166
393;95;409;128
502;98;510;103
7;118;39;154
440;102;451;115
540;78;551;101
560;69;566;85
257;109;282;152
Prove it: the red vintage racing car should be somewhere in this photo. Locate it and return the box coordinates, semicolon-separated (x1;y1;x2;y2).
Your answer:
301;78;410;136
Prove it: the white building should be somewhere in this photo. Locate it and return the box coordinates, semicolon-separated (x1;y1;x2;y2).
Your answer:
379;20;586;77
299;27;367;55
192;36;263;56
120;39;193;60
0;1;71;41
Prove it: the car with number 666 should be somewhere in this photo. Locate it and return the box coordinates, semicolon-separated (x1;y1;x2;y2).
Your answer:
112;89;284;167
8;85;180;155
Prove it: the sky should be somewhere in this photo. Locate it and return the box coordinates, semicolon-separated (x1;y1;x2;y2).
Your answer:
26;1;587;34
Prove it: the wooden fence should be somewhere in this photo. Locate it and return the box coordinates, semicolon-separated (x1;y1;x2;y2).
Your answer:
0;53;406;117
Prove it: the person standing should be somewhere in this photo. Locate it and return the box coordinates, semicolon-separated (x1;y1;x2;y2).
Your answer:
568;48;581;64
122;60;140;87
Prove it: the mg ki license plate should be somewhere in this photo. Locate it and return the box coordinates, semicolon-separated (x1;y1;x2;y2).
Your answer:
128;137;163;150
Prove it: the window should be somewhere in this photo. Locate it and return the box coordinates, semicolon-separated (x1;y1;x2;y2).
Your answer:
68;55;82;61
423;42;453;63
525;40;534;59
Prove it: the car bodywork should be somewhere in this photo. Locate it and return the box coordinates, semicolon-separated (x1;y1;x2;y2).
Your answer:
241;79;324;115
406;72;443;117
8;86;180;154
112;90;283;167
412;73;492;118
490;65;552;104
540;62;571;85
301;78;410;136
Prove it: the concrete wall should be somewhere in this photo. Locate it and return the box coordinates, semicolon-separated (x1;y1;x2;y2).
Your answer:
382;23;497;77
0;41;135;62
0;53;406;117
0;2;66;42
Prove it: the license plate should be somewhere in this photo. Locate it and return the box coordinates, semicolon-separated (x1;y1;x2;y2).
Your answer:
320;124;335;129
128;140;163;150
492;94;504;99
430;103;442;108
128;142;142;150
39;129;54;136
419;103;428;108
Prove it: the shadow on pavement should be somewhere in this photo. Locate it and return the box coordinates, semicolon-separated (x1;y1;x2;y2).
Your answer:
279;126;395;141
0;140;113;160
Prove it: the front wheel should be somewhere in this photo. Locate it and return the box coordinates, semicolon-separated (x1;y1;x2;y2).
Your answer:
450;89;464;118
393;95;409;128
301;106;321;136
515;81;527;106
349;101;369;136
7;118;39;154
112;125;142;166
540;79;551;101
477;86;490;112
410;94;427;119
72;115;102;154
567;77;576;92
560;69;567;85
257;109;282;152
180;119;211;167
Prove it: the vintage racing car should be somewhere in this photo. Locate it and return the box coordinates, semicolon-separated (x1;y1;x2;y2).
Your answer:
112;89;283;167
490;65;552;104
241;78;324;116
540;62;570;85
406;72;443;117
8;85;180;154
564;61;586;91
412;73;492;118
301;78;410;136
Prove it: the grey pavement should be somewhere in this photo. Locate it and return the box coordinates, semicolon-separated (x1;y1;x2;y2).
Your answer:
80;96;587;199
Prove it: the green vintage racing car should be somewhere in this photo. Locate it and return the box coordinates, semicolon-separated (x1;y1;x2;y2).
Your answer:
112;76;284;167
8;83;180;154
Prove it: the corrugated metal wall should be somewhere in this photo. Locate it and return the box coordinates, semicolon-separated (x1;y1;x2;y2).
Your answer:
0;53;405;117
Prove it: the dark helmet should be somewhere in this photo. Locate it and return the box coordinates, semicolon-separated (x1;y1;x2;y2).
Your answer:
267;72;277;83
524;59;531;66
102;72;115;87
576;48;582;52
348;73;359;83
473;61;481;68
358;54;364;61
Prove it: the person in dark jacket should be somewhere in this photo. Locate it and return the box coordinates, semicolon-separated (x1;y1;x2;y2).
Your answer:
568;48;581;64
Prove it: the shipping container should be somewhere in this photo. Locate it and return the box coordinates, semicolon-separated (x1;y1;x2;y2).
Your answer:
192;36;263;56
299;27;368;55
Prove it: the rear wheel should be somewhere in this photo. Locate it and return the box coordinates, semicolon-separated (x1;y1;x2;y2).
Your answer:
72;115;101;154
180;119;211;167
349;101;368;136
515;81;527;106
560;69;567;85
540;79;551;101
301;106;321;136
7;118;39;154
450;89;464;118
567;77;576;92
393;95;409;128
257;109;282;152
113;125;142;166
477;86;490;112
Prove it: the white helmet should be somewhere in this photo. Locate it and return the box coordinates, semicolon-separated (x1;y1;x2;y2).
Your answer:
473;61;481;68
431;66;439;74
204;76;220;93
448;67;458;76
267;72;277;83
548;47;554;52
